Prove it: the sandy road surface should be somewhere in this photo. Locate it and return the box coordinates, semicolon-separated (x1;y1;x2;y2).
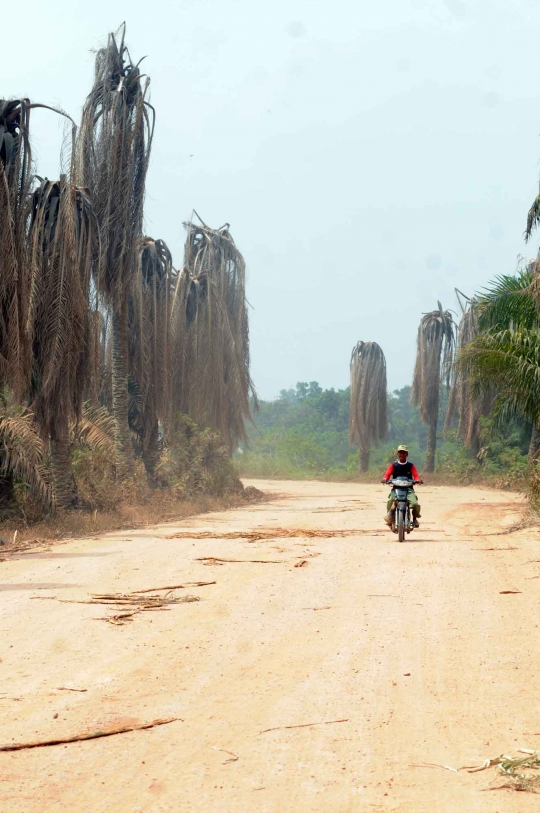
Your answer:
1;480;540;812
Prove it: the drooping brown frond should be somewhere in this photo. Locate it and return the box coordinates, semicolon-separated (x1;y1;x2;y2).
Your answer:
28;177;97;506
411;303;455;471
74;402;116;456
129;238;173;425
171;219;256;452
128;237;174;474
28;177;96;431
75;25;154;470
526;191;540;242
444;302;492;453
0;388;51;506
0;99;33;397
349;341;388;470
411;304;455;422
75;25;153;307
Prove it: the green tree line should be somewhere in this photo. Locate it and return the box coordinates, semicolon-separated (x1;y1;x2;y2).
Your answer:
237;380;532;486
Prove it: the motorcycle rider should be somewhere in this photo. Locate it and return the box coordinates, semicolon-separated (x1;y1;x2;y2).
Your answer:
381;445;423;528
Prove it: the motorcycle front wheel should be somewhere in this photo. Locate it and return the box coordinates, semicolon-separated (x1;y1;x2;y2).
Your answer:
397;509;405;543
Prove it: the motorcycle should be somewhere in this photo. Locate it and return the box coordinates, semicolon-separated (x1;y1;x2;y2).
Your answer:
386;477;419;542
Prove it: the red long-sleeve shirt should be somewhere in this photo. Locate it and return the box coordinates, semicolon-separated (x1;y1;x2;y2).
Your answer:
383;462;420;482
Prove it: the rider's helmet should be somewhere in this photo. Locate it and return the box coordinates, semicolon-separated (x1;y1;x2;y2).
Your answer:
397;445;409;454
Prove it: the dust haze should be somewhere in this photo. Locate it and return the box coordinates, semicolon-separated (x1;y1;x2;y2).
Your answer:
3;0;539;397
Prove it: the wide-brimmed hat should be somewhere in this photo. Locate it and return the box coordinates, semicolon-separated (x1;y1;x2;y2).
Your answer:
397;445;409;453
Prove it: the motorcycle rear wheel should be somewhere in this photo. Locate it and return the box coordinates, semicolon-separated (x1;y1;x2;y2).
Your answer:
397;510;405;543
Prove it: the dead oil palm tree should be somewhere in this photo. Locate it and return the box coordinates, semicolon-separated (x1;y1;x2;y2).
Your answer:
75;25;154;475
28;177;97;507
348;341;388;471
171;217;256;452
411;303;455;472
1;99;76;400
128;237;174;478
0;100;33;399
445;299;493;456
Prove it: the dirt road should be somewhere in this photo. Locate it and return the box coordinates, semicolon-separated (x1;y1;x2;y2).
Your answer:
1;480;539;811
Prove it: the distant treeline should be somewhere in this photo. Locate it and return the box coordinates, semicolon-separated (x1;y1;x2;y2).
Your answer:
236;382;531;485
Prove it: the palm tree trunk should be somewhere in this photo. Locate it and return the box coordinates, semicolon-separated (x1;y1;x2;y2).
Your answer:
50;421;75;509
529;422;540;461
142;417;160;483
112;305;134;477
0;472;15;510
424;418;437;473
359;448;370;472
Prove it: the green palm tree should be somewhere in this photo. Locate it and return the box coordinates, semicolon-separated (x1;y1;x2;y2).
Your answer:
411;304;455;472
458;329;540;436
462;266;540;458
476;266;537;331
349;341;388;471
75;25;154;476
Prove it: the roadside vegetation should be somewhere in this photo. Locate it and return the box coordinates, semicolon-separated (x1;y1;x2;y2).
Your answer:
0;25;258;536
3;24;540;532
238;176;540;505
236;380;534;492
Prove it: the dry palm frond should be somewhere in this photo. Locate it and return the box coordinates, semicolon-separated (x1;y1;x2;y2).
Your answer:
74;402;116;455
28;177;97;507
0;100;76;399
48;589;200;624
526;184;540;240
0;387;51;506
170;218;256;452
75;25;153;308
411;303;455;471
0;99;33;397
349;341;388;470
0;717;179;751
166;527;367;541
29;178;96;426
128;237;174;474
466;748;540;793
445;302;492;453
75;25;154;470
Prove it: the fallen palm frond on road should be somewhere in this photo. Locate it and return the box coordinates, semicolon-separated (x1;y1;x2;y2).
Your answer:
92;589;201;624
414;748;540;793
260;718;349;734
167;527;369;542
0;717;180;752
466;749;540;792
32;589;200;624
134;581;216;593
196;556;284;565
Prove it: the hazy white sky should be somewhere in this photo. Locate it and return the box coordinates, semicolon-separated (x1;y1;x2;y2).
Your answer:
4;0;540;398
